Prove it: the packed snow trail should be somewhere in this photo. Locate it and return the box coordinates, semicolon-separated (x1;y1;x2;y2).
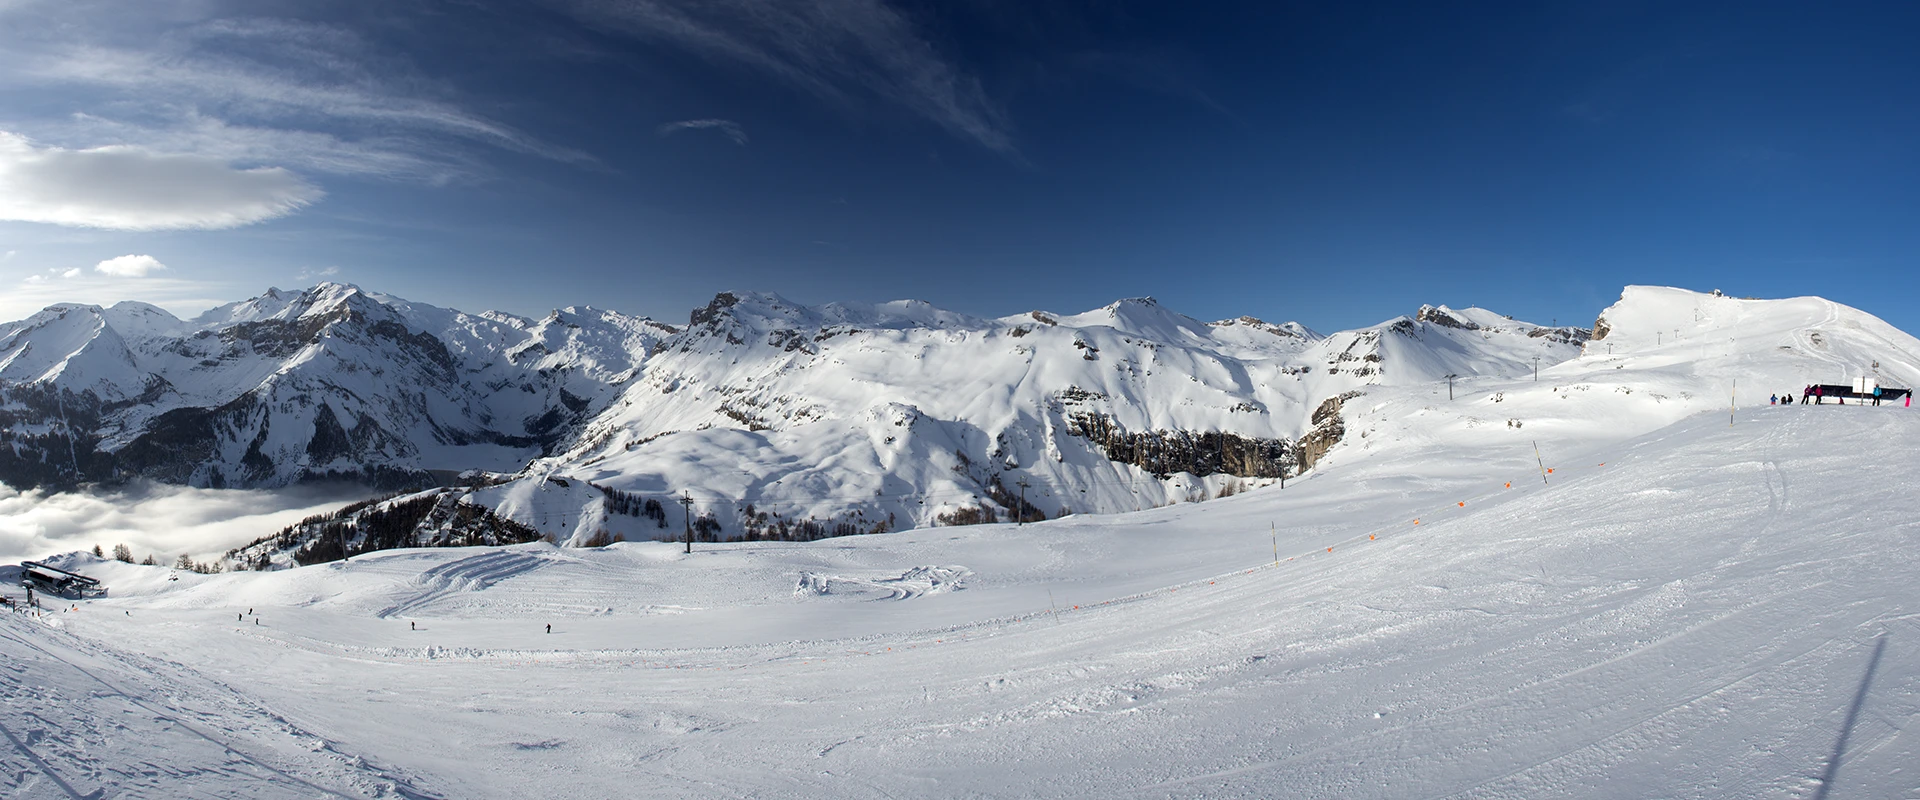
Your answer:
7;404;1919;797
0;609;442;799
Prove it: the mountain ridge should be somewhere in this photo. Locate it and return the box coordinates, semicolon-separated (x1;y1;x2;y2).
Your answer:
2;282;1599;554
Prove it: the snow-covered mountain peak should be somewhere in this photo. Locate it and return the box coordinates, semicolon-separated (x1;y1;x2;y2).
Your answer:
298;282;387;321
1590;285;1851;344
1209;316;1319;340
1053;296;1219;344
0;303;146;399
1415;304;1494;329
104;300;181;321
191;284;351;328
685;291;992;338
684;290;811;332
0;283;682;491
194;283;453;345
1297;302;1592;386
1585;286;1918;385
1410;304;1578;337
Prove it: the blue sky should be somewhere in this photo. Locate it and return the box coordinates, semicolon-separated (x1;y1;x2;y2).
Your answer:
2;1;1917;334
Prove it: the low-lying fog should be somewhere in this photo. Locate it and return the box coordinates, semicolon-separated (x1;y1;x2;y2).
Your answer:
0;481;375;566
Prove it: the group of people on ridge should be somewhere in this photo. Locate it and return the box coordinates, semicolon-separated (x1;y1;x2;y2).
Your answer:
1771;384;1906;407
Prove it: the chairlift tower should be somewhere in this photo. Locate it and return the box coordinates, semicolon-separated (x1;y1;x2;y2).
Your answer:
679;492;695;554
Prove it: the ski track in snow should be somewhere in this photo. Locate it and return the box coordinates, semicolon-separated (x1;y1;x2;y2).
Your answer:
0;615;441;799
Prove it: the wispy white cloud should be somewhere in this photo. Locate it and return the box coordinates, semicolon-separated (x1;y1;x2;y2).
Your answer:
52;112;481;186
16;265;85;286
0;131;319;230
21;41;589;166
658;118;749;145
564;0;1014;153
95;254;167;277
295;265;340;281
0;3;591;195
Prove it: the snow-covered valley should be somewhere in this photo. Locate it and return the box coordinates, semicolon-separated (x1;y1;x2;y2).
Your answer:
4;286;1919;797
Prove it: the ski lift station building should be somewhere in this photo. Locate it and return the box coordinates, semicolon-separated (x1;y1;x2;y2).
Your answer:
20;561;108;599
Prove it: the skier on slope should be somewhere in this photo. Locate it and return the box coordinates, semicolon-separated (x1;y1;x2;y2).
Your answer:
1770;394;1778;405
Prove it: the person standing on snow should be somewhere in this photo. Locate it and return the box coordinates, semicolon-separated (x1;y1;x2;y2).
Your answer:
1873;386;1883;406
1770;394;1778;405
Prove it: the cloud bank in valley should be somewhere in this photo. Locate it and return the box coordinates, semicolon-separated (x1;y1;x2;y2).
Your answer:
0;481;375;565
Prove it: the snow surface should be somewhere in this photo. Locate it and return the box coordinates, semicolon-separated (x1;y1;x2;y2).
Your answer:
4;286;1918;797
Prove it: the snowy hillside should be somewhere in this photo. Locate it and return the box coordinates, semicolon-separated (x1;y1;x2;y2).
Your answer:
484;292;1585;544
7;380;1918;796
3;285;1588;549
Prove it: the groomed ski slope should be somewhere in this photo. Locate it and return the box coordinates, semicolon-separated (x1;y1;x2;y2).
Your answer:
6;404;1918;799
